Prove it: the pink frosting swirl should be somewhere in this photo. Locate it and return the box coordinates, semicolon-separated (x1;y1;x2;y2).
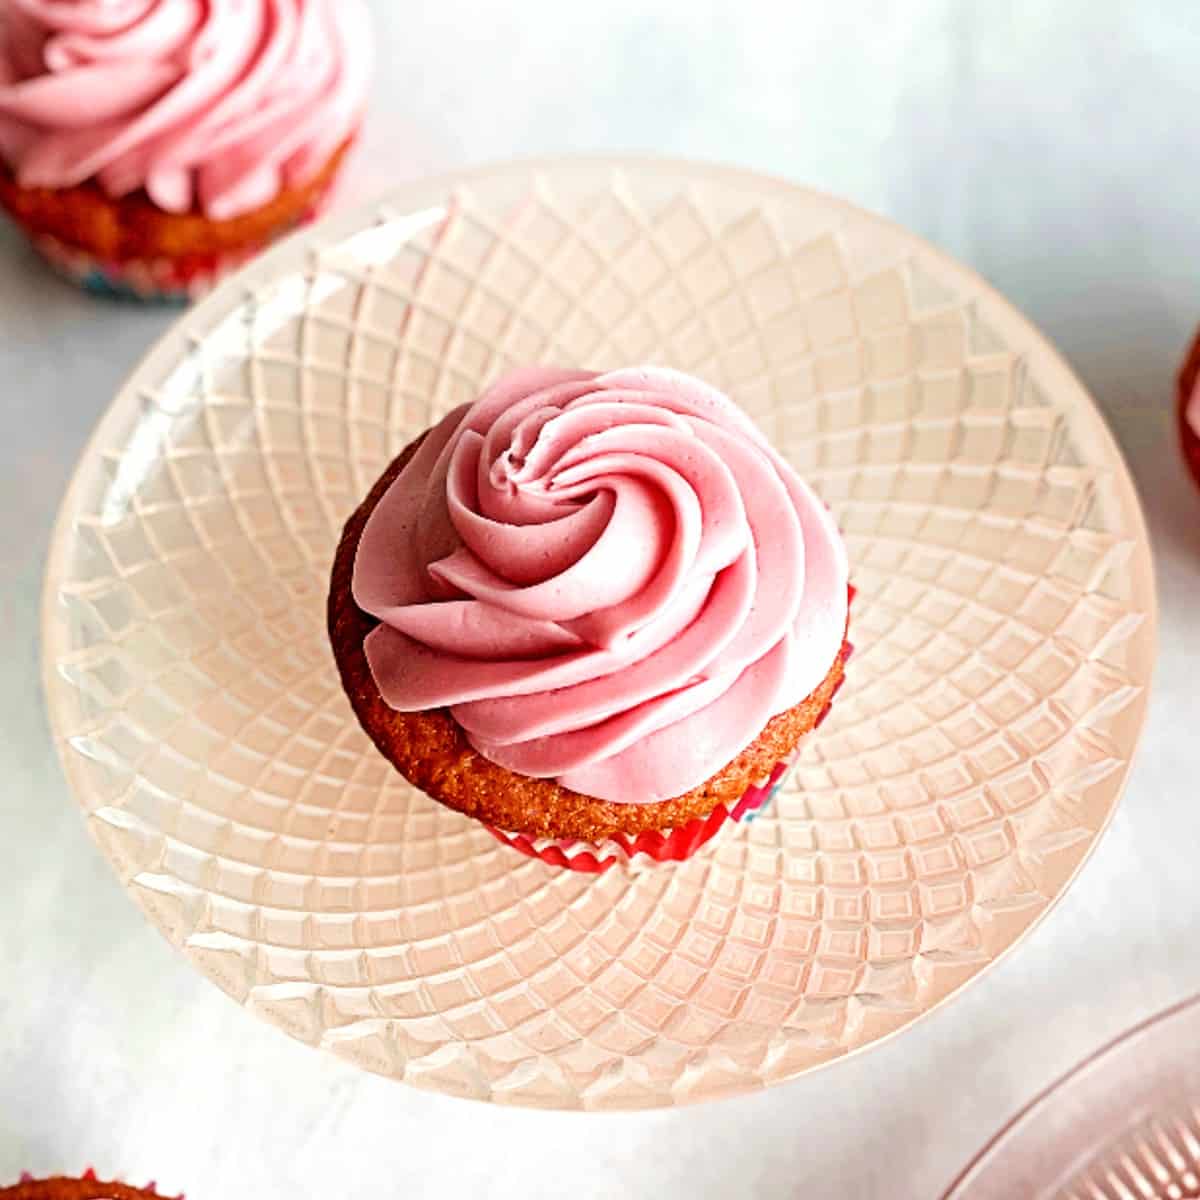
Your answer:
353;366;850;805
0;0;371;219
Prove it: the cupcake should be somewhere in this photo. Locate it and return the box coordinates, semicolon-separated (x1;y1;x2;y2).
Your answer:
0;0;372;301
1178;328;1200;492
329;366;852;872
1;1171;178;1199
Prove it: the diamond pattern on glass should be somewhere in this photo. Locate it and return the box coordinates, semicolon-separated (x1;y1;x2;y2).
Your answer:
43;162;1154;1108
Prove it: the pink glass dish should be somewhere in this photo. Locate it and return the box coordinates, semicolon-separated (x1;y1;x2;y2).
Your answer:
42;158;1155;1108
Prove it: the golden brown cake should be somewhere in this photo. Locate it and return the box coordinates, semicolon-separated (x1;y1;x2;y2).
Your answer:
0;139;352;280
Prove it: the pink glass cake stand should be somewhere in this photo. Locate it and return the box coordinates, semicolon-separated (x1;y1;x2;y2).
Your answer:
41;158;1155;1108
944;995;1200;1199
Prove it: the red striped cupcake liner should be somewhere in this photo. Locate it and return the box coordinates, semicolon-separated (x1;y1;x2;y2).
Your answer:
487;757;791;874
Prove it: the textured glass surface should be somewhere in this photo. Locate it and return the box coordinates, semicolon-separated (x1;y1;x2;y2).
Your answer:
944;997;1200;1198
41;160;1155;1109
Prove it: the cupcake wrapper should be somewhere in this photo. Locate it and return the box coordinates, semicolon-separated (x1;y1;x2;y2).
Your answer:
487;622;855;875
486;758;794;874
27;186;335;304
32;234;240;303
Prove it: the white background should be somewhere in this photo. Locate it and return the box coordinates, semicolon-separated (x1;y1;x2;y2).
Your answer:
2;2;1199;1196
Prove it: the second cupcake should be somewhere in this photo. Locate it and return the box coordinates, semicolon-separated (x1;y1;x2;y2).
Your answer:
1178;327;1200;493
0;0;372;300
329;366;852;871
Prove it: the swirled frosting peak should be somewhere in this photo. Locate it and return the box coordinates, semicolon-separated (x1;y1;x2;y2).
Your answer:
354;366;850;805
0;0;372;219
